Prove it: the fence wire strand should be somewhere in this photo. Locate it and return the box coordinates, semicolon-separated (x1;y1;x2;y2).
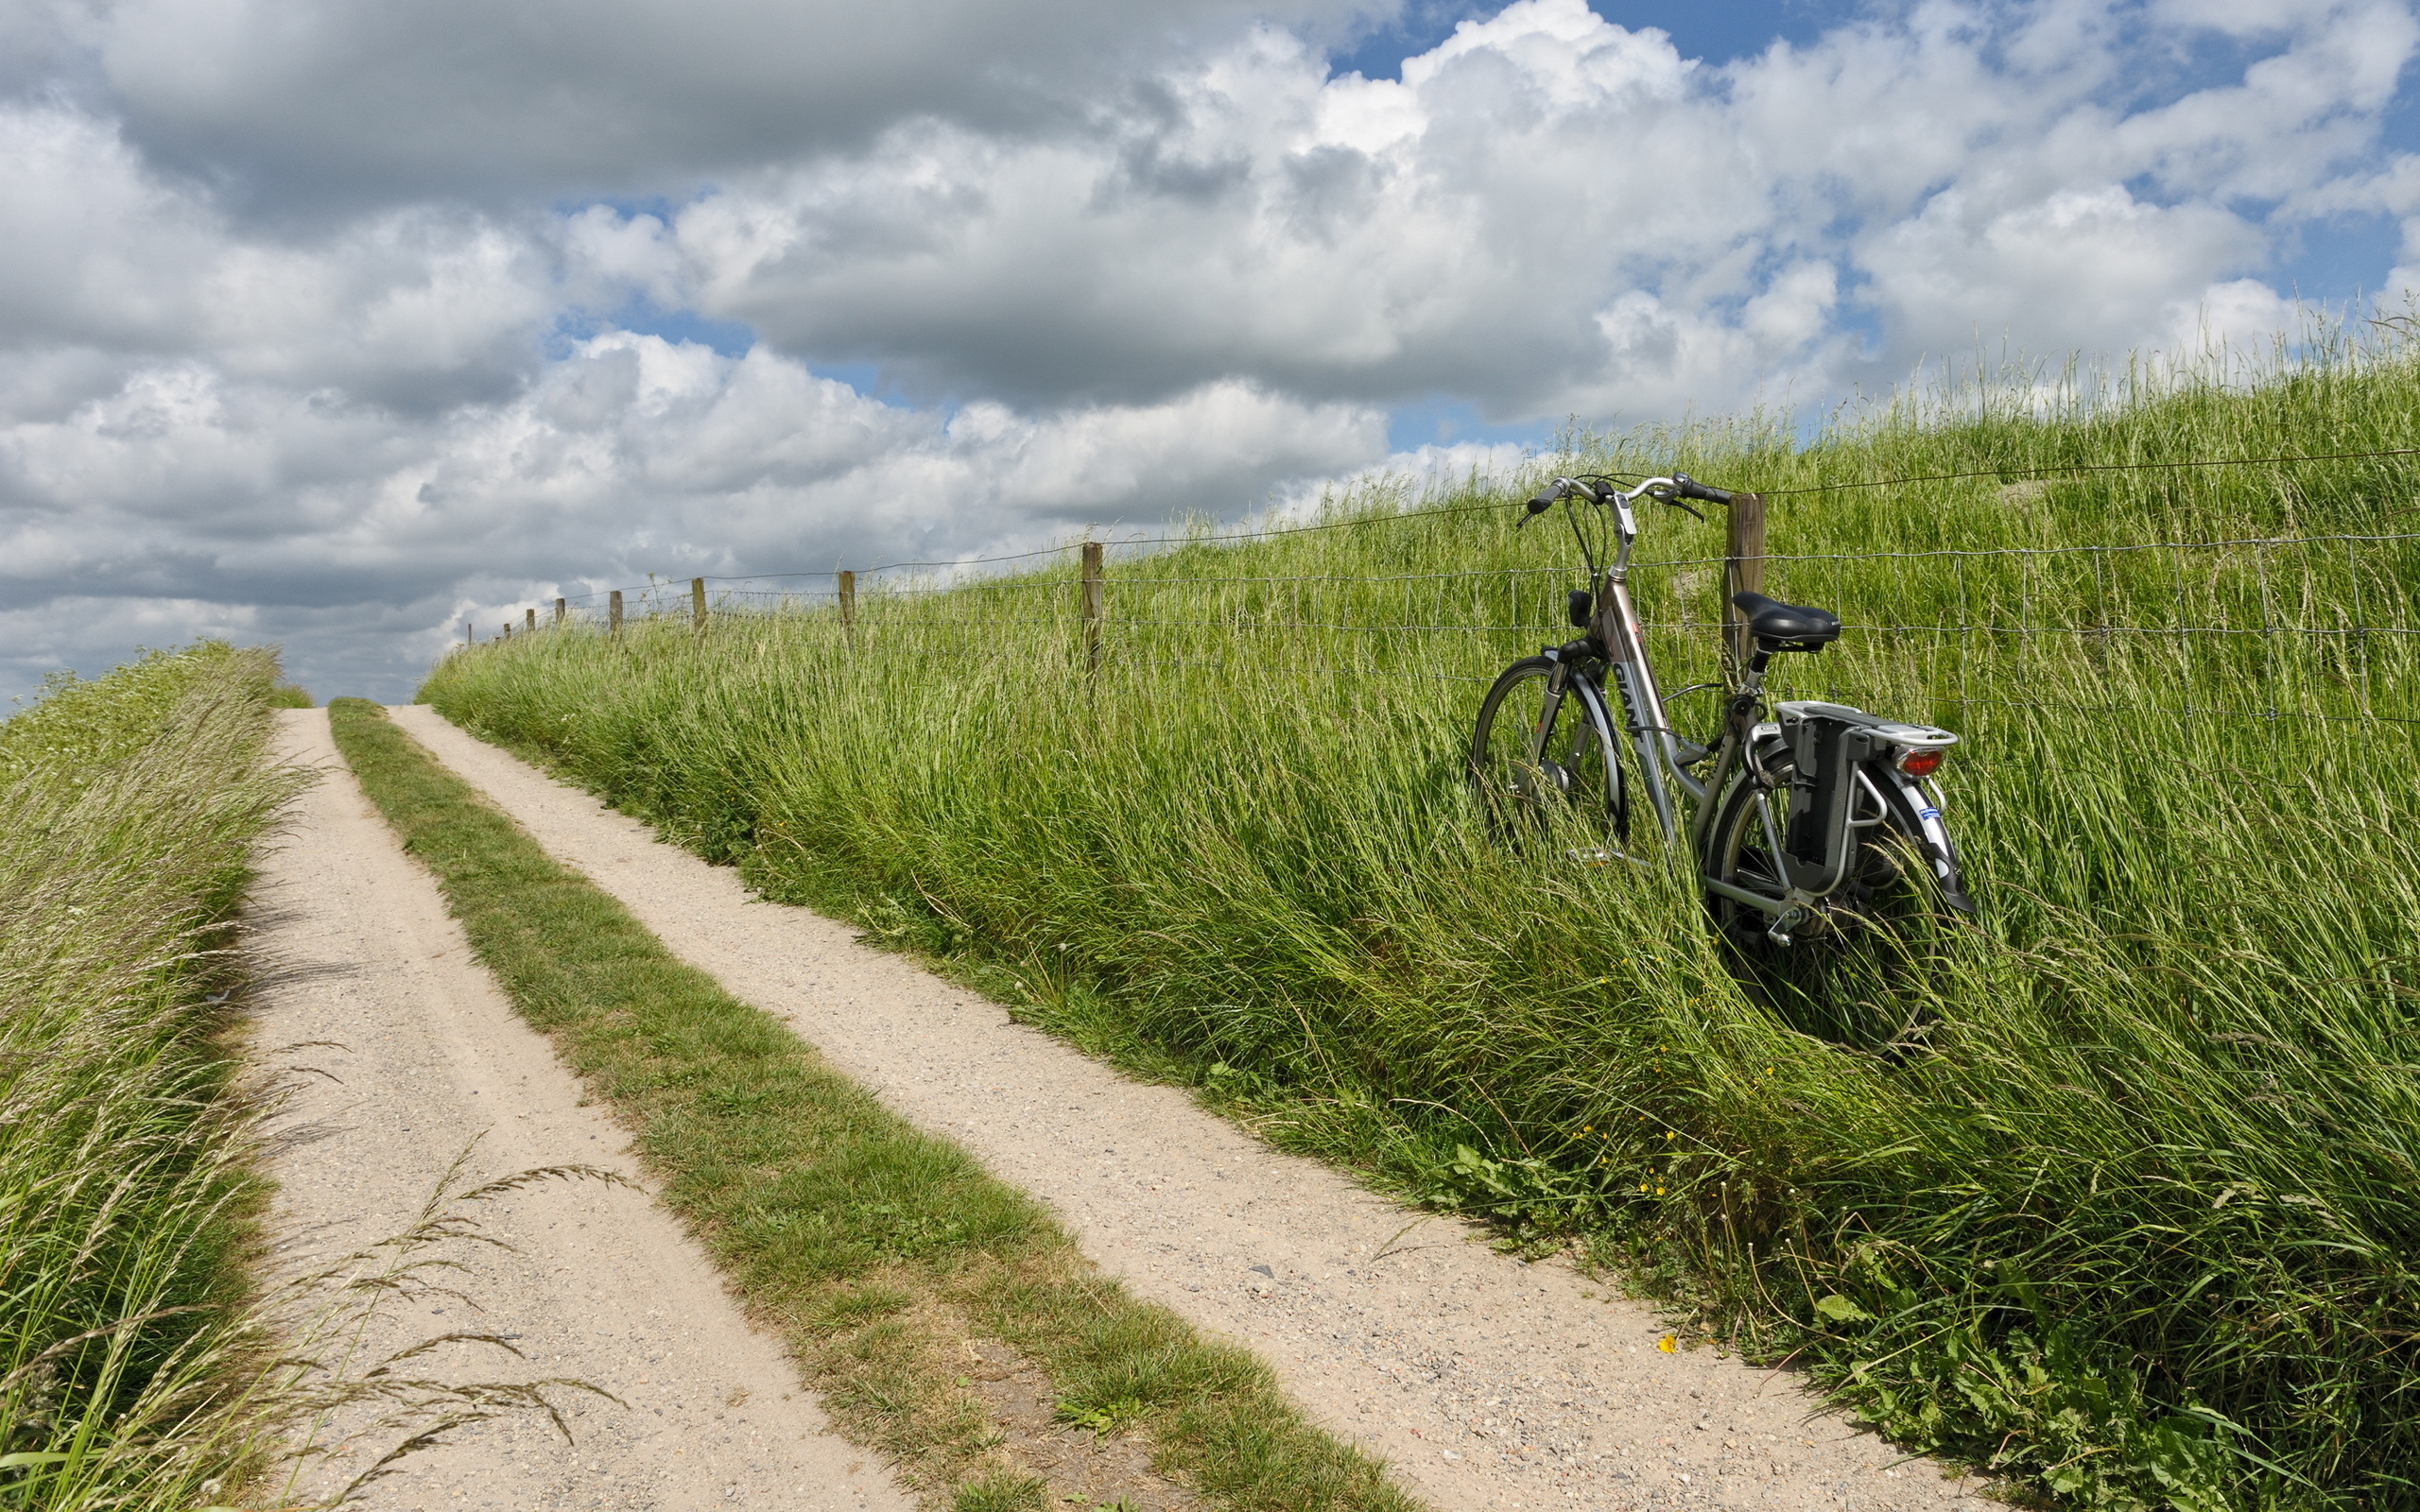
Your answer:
507;527;2420;730
471;437;2420;732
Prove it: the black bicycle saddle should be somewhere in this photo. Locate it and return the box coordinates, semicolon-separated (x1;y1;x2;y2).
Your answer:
1732;591;1842;647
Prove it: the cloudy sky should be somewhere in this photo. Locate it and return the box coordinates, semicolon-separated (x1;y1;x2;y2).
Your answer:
3;0;2416;702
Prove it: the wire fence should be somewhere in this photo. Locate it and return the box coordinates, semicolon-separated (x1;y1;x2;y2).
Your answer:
464;446;2420;731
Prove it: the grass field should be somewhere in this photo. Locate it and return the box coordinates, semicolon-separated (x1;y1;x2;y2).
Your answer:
424;335;2420;1512
0;644;308;1509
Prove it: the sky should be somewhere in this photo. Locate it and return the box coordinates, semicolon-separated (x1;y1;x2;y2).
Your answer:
4;0;2419;703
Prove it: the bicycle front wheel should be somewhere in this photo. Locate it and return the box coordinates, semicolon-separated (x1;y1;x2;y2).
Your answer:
1468;656;1626;848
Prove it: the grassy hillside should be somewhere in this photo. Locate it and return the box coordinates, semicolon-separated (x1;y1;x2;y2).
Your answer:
0;644;308;1508
425;340;2420;1511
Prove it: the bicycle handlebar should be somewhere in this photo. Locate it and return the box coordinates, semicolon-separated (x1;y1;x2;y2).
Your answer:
1519;472;1733;529
1521;477;1594;525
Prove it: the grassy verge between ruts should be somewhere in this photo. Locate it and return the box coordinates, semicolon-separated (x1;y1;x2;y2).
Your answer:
323;697;1417;1512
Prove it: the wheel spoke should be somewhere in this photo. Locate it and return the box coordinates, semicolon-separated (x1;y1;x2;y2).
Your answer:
1470;659;1623;848
1703;748;1956;1052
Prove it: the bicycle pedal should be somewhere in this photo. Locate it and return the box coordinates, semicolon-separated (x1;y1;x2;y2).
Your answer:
1566;847;1649;868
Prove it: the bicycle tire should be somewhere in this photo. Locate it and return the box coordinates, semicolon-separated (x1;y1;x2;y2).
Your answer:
1701;740;1954;1052
1468;656;1627;848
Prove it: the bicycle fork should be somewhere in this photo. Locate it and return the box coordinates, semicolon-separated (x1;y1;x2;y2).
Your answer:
1520;658;1575;801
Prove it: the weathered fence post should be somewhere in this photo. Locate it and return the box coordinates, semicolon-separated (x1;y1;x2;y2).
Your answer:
525;608;536;633
609;590;624;636
691;576;707;636
838;569;856;631
503;622;511;642
464;621;472;646
554;596;565;627
1721;491;1767;676
1080;541;1104;673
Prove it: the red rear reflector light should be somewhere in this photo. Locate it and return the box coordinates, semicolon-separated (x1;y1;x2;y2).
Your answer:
1897;747;1945;779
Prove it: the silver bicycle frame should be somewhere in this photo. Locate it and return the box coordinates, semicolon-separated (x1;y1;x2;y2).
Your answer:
1542;474;1960;933
1582;477;1705;846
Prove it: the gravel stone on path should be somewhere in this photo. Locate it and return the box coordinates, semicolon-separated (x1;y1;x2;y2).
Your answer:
250;709;914;1511
393;704;1996;1512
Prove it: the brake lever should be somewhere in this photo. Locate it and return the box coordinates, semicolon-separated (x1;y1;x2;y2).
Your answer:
1663;497;1706;522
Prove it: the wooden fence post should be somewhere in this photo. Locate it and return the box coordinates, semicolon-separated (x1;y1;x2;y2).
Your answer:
609;590;623;636
503;622;511;642
1080;541;1104;673
554;596;565;627
837;569;856;630
525;608;536;633
691;576;706;636
464;621;472;646
1721;491;1767;676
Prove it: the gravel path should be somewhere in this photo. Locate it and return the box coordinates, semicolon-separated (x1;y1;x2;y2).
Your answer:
251;709;916;1512
392;704;1993;1512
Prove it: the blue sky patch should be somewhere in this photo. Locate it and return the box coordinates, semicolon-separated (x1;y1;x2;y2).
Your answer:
1386;395;1556;454
556;300;757;359
1331;0;1867;81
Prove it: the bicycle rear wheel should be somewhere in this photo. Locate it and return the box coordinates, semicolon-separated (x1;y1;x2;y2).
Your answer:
1703;744;1951;1053
1468;657;1626;848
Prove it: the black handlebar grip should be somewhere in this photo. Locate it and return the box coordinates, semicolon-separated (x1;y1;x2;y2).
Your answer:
1670;474;1734;506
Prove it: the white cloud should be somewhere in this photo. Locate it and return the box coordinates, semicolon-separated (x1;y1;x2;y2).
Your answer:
0;332;1382;696
1742;262;1841;351
2164;277;2302;359
1265;437;1542;524
4;0;2419;702
642;0;2411;418
2149;0;2348;38
0;104;553;408
26;0;1374;205
0;594;265;713
0;107;227;352
1858;183;2267;359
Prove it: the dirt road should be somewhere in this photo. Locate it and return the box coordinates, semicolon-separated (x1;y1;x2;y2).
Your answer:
391;704;1990;1512
250;709;916;1511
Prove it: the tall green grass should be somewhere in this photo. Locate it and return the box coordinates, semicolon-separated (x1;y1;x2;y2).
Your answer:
0;644;309;1508
426;335;2420;1512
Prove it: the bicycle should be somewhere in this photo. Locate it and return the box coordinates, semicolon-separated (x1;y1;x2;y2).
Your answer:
1468;472;1973;978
